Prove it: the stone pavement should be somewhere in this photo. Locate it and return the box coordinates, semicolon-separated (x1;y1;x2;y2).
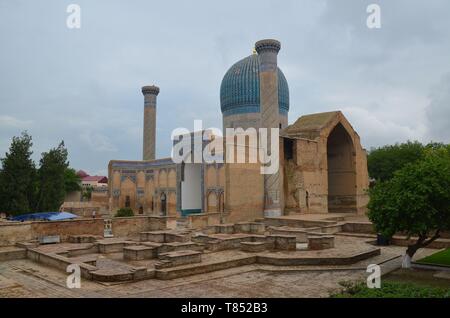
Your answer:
0;248;414;298
0;238;438;298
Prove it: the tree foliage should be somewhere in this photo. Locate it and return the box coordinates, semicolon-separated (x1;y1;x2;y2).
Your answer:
367;141;425;181
64;168;81;193
82;185;93;201
0;132;79;215
36;142;69;212
331;281;450;298
115;208;134;218
368;146;450;259
0;132;36;216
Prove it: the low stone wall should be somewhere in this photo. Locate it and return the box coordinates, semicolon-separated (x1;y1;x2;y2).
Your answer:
234;222;266;234
261;218;337;229
0;222;33;246
27;248;96;280
140;231;190;243
0;247;27;261
0;216;168;247
240;241;267;252
390;236;450;249
112;216;166;237
256;248;381;266
155;255;257;280
308;236;335;250
188;213;221;229
268;227;310;243
341;222;375;234
267;235;296;250
123;246;156;260
156;250;202;269
32;219;104;242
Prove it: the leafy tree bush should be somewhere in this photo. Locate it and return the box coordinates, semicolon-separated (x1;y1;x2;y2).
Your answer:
35;142;69;211
367;141;425;181
64;168;81;193
82;185;94;201
115;208;134;217
0;132;37;216
0;132;78;215
368;146;450;267
331;281;450;298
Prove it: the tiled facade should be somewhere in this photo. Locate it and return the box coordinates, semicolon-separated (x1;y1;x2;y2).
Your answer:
107;39;369;221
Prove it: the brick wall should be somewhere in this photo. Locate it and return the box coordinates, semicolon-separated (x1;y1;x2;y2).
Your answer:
0;216;167;246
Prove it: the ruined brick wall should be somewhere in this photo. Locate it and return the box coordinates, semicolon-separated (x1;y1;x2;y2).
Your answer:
0;216;167;246
32;219;104;241
0;222;33;246
111;216;166;237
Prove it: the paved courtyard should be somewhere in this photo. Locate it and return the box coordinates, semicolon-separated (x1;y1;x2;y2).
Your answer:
0;244;434;298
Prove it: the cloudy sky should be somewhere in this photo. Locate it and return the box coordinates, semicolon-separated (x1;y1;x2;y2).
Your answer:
0;0;449;175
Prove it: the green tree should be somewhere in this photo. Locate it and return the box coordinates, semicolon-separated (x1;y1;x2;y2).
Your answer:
64;168;81;193
115;208;134;217
367;141;425;181
0;132;37;216
82;185;93;201
368;146;450;268
36;141;69;211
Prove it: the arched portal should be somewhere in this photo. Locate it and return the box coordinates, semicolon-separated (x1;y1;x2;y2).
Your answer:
219;192;225;213
160;193;167;216
327;123;356;212
207;191;218;212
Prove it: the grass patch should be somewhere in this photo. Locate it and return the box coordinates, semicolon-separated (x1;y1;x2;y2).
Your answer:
331;281;450;298
417;248;450;267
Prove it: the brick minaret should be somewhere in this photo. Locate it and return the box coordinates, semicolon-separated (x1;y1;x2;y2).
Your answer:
255;39;282;217
142;85;160;161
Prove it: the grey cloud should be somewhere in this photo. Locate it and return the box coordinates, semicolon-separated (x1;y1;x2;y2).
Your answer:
0;0;449;174
426;73;450;143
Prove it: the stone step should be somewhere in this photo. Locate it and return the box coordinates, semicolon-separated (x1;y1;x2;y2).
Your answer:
176;218;190;229
335;232;376;239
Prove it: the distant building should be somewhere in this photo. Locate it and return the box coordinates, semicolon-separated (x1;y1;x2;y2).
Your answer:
77;170;108;189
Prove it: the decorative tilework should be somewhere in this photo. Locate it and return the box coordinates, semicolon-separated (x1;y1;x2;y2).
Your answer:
121;175;136;183
220;54;289;116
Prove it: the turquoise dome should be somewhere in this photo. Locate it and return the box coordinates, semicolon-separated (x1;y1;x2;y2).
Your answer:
220;54;289;116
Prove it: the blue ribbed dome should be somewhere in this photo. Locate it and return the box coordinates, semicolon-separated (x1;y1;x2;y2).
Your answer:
220;54;289;116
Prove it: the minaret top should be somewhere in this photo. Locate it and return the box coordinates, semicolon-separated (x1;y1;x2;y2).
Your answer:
142;85;160;96
255;39;281;54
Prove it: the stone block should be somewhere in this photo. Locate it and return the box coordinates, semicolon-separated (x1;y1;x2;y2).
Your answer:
267;235;297;250
240;241;267;252
156;250;202;268
123;245;157;260
214;224;235;234
308;235;335;250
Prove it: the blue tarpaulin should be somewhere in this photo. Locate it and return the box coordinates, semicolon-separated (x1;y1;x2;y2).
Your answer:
10;212;78;222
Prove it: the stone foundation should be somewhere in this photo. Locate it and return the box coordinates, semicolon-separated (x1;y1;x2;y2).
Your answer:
308;236;335;250
123;245;157;260
156;250;202;269
240;241;267;252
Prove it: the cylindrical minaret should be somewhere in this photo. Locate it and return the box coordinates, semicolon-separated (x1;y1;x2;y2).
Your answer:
142;85;160;161
255;39;282;217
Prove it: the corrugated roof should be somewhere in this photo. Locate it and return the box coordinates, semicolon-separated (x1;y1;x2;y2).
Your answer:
10;212;78;222
82;176;107;183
